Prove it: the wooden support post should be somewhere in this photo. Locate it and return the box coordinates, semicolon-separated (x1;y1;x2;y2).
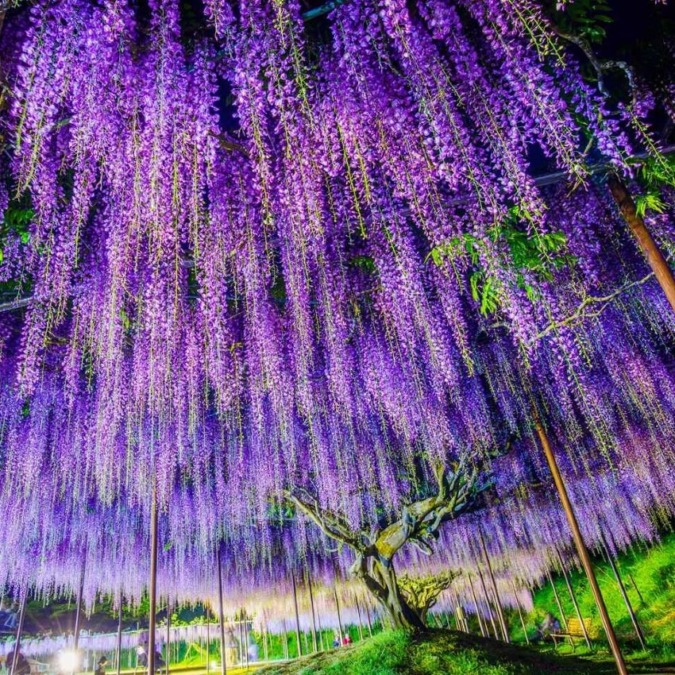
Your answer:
305;570;318;652
608;174;675;312
262;622;269;662
468;575;488;638
600;537;647;650
534;414;628;675
291;573;302;658
510;580;530;646
216;550;227;675
10;593;27;675
478;527;509;643
116;593;123;675
555;548;591;649
148;488;159;675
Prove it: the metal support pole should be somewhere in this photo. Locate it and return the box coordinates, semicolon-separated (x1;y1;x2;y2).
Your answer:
262;622;269;662
306;571;318;652
600;537;647;650
333;586;343;643
10;593;27;675
478;528;509;643
116;593;123;675
148;488;159;675
216;550;227;675
206;612;210;674
353;596;364;641
74;559;86;652
468;575;488;638
629;574;645;606
166;602;171;675
281;619;289;660
476;567;498;639
534;414;628;675
555;549;591;649
243;613;249;669
509;581;530;646
291;573;302;658
547;569;568;630
608;174;675;312
363;599;373;638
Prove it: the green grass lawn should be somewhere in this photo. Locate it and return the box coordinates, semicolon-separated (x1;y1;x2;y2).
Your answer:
514;533;675;649
254;629;649;675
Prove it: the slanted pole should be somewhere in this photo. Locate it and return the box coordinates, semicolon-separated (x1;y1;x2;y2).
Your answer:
546;569;568;630
305;570;318;652
468;575;488;638
74;559;86;652
281;619;289;660
628;574;645;605
148;488;159;675
243;612;249;668
510;581;529;646
608;174;675;312
216;550;227;675
333;586;343;643
10;593;27;675
534;413;628;675
116;593;123;675
555;548;591;649
476;567;499;639
166;601;171;675
353;595;364;641
479;527;509;643
600;536;647;650
363;598;373;638
206;611;210;674
262;622;269;662
291;573;302;657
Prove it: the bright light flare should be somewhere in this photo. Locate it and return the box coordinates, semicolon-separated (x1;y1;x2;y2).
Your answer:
58;650;81;673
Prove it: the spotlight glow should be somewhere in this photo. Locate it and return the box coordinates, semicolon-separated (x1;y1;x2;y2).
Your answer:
58;650;81;673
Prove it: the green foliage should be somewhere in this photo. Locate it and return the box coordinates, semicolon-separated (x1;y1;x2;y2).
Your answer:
544;0;613;45
633;153;675;219
429;207;574;316
0;202;33;265
348;255;377;274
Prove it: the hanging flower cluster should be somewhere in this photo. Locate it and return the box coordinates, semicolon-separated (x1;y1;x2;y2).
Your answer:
0;0;673;607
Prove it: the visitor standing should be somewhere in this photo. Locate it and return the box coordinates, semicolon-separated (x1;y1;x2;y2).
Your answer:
95;656;108;675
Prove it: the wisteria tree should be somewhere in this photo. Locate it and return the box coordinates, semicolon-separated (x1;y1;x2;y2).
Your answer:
286;454;490;630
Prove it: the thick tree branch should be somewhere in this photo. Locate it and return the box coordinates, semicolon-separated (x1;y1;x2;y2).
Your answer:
284;488;365;551
552;27;636;101
532;272;656;341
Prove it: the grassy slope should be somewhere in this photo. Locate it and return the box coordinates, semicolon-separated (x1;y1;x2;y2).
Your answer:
518;533;675;647
255;629;629;675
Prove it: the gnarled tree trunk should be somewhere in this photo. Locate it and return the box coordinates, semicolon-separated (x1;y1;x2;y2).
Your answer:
286;454;489;633
352;553;426;631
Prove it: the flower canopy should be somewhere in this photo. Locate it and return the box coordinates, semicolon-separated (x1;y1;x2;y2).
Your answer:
0;0;673;615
